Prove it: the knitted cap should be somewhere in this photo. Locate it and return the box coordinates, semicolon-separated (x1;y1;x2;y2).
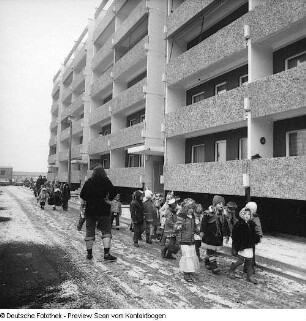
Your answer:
212;195;225;206
144;189;152;199
246;201;257;214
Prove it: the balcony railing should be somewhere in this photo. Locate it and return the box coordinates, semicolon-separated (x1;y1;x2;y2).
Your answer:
165;85;246;138
71;71;85;94
61;94;84;121
58;149;68;161
112;1;147;48
112;36;147;80
72;118;84;135
166;14;246;87
91;67;113;98
89;101;112;127
49;136;57;146
62;65;73;83
107;167;144;188
57;171;80;183
72;44;86;72
111;78;145;116
49;120;58;130
51;101;59;114
164;160;247;195
110;122;144;149
60;127;69;141
71;144;83;159
92;37;113;71
52;82;60;97
88;135;110;155
48;154;57;164
167;0;215;37
93;2;116;43
62;86;72;105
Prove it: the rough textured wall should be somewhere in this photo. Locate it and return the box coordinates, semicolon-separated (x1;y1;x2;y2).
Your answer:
110;122;144;149
107;167;144;188
88;136;109;155
91;68;113;98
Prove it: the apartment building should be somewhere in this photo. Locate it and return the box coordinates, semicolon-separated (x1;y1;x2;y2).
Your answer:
48;0;306;236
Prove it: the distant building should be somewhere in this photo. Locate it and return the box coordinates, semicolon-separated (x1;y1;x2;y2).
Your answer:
12;172;47;182
0;166;13;185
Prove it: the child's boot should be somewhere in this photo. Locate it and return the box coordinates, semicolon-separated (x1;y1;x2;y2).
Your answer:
246;259;258;284
204;257;211;270
183;272;192;282
209;257;220;274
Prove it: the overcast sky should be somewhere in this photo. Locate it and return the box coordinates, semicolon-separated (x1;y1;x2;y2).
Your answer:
0;0;102;172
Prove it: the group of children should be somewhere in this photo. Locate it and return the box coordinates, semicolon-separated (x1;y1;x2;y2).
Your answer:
130;190;263;284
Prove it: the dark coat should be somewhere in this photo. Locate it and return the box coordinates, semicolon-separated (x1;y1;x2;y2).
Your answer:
61;184;71;201
176;213;196;245
200;208;230;246
232;219;260;252
80;176;115;217
130;191;144;225
52;188;62;206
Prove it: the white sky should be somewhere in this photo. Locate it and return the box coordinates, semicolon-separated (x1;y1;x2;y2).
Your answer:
0;0;102;172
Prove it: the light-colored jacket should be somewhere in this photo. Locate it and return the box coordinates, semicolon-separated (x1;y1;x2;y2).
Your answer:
110;199;122;215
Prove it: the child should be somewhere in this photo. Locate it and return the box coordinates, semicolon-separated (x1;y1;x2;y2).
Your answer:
38;186;49;209
200;195;230;274
161;198;179;259
77;199;86;231
176;198;199;282
143;190;156;244
245;201;263;274
194;203;204;262
130;190;144;247
229;207;261;284
110;194;122;230
51;184;62;211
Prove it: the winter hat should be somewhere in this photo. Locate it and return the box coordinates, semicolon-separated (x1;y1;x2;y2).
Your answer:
239;207;251;221
227;201;237;211
212;195;225;206
168;198;176;205
246;201;257;214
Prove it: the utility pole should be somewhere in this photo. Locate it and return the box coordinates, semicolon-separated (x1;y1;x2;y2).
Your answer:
67;115;74;189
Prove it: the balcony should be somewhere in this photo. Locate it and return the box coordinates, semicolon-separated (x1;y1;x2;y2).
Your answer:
71;144;83;159
61;94;84;121
165;85;246;138
52;82;60;97
166;13;246;87
58;149;68;161
112;1;148;48
167;0;215;37
72;45;86;72
49;136;57;146
48;154;57;164
250;156;306;200
91;67;113;98
62;86;72;105
89;101;111;126
106;167;144;188
49;120;58;130
164;160;248;195
93;2;116;43
92;37;113;72
62;65;73;83
88;135;110;155
111;78;146;116
112;36;147;80
110;122;144;149
248;64;306;119
72;118;84;136
60;127;69;141
51;101;59;114
71;71;85;94
246;0;306;45
58;171;80;183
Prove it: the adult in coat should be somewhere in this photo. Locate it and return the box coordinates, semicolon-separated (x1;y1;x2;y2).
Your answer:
80;165;117;261
61;183;71;211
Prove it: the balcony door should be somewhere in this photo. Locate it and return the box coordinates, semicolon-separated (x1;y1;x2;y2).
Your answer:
215;140;226;162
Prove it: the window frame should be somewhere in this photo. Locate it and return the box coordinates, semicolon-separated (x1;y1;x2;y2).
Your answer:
286;129;306;156
285;51;306;70
128;154;142;167
239;137;248;160
128;118;137;127
239;74;248;86
191;144;205;163
140;114;145;122
215;82;227;95
192;91;205;104
215;140;227;162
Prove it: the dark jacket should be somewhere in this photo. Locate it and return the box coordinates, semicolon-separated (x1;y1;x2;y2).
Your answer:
80;176;115;217
130;191;144;225
200;207;230;246
232;218;261;252
61;184;71;201
176;213;196;245
143;199;156;222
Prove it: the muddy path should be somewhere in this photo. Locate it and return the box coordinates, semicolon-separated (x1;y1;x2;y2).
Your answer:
0;186;305;309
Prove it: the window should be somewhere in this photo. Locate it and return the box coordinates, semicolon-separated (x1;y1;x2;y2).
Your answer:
140;114;145;122
239;138;248;160
286;130;306;156
239;74;248;86
103;93;112;104
215;82;227;95
192;92;205;104
129;119;136;127
102;158;108;169
79;136;83;144
0;170;5;176
128;154;142;167
191;144;205;163
285;51;306;70
215;140;226;162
